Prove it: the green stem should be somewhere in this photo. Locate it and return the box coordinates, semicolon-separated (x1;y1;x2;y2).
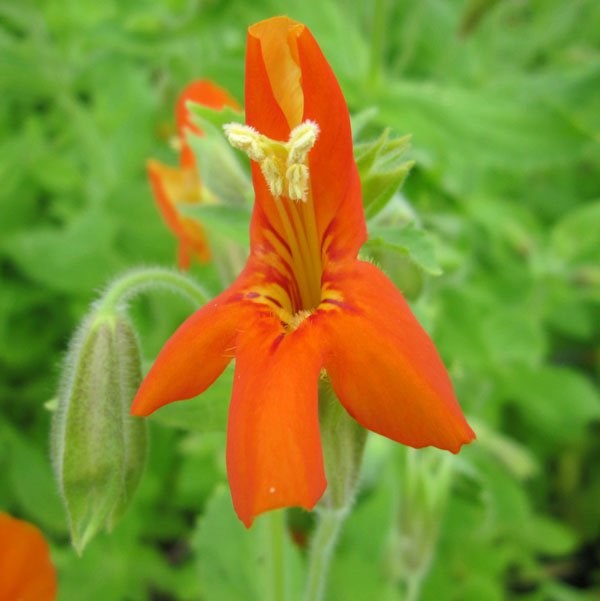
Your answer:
304;508;347;601
97;267;209;315
405;571;425;601
266;510;286;601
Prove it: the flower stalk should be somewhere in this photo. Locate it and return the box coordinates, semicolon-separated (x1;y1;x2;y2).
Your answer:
266;510;287;601
303;383;367;601
304;508;347;601
96;266;209;315
388;446;456;600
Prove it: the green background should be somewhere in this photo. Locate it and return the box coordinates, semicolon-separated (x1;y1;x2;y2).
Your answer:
0;0;598;599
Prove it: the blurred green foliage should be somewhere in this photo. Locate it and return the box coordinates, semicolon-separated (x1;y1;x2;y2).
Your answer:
0;0;598;599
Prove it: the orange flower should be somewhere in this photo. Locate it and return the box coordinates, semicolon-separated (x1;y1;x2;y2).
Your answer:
0;512;57;601
148;80;240;269
132;17;475;526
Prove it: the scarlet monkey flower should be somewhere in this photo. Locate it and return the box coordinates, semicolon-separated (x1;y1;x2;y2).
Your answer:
133;17;475;526
0;512;57;601
148;80;240;269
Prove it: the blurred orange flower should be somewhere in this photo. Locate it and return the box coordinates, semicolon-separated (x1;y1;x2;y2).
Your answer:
133;17;475;526
148;80;240;269
0;512;57;601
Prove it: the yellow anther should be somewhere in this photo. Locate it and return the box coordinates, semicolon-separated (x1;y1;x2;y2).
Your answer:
261;157;284;198
223;120;319;202
286;163;309;201
222;123;265;162
287;120;319;166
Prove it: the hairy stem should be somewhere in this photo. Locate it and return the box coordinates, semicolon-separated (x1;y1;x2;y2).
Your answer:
97;266;209;315
266;510;287;601
303;508;347;601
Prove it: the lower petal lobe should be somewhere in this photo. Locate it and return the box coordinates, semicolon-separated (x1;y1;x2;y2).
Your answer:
322;261;475;453
131;286;253;416
227;314;326;527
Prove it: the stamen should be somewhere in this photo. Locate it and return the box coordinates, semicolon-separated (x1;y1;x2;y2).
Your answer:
286;164;309;201
261;157;284;197
222;123;265;162
224;120;323;312
223;120;319;203
287;120;319;165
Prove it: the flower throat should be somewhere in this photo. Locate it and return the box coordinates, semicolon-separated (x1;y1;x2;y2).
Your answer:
224;121;323;313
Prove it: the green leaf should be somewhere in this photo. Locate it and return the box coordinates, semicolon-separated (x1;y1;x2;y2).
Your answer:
192;486;304;601
182;103;253;207
2;208;123;294
188;103;244;131
541;581;598;601
503;365;600;442
179;203;251;248
349;77;593;197
54;511;184;601
186;128;252;208
328;455;396;601
527;516;577;556
365;224;442;275
355;129;414;219
1;423;66;534
481;306;547;367
551;199;600;264
350;107;379;140
149;365;233;433
470;419;539;480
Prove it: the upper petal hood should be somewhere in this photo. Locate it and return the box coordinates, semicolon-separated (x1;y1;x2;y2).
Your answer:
244;17;366;263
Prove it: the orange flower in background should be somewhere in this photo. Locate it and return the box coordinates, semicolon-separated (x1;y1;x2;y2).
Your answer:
0;512;57;601
148;80;240;269
133;17;475;526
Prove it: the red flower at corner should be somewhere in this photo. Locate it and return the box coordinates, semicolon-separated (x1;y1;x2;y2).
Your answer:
0;512;57;601
148;80;240;269
133;17;475;526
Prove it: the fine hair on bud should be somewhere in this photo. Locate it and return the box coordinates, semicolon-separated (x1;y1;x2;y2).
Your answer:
51;310;147;554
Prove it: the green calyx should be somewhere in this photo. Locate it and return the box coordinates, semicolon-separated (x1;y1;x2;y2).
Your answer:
317;382;367;513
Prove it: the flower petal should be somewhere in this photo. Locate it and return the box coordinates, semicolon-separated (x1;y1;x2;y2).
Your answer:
227;315;326;527
321;261;475;452
176;80;241;134
245;21;293;248
245;17;366;267
0;513;57;601
176;80;241;169
147;159;211;267
131;283;254;416
248;17;304;129
296;26;367;260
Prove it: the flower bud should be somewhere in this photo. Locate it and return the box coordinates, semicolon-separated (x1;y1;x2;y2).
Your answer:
51;311;147;554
